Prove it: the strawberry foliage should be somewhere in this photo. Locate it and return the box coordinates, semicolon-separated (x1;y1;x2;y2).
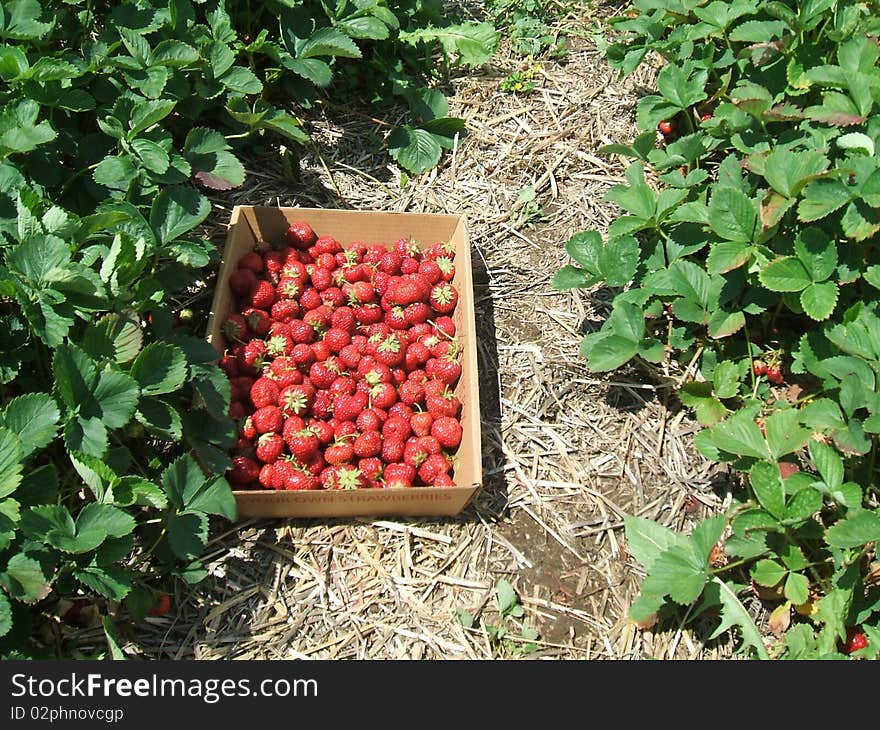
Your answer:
0;1;498;657
556;0;880;659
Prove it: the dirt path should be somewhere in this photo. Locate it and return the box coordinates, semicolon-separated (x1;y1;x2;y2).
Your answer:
121;4;736;661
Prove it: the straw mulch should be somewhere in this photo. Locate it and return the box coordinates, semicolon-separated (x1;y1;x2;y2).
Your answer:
120;2;752;660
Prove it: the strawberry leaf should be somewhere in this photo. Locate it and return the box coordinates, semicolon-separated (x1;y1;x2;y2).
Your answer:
701;578;769;659
800;281;838;321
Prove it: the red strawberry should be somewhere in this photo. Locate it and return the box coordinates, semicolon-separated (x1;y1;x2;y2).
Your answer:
230;267;258;297
281;414;306;443
354;302;383;324
426;355;462;386
287;428;320;463
417;259;442;285
252;405;283;434
404;342;431;371
270;357;303;388
370;382;397;410
240;416;257;441
429;282;458;314
239;251;264;274
228;455;261;485
384;462;416;488
311;340;331;362
376;335;405;367
358;457;384;486
223;313;248;342
436;256;455;282
379;250;402;274
431;416;462;449
315;235;342;255
385;306;408;330
282;381;315;414
290;342;315;367
149;593;172;617
393;236;420;258
381;438;405;464
287;221;317;249
844;627;869;654
273;460;300;489
309;358;340;389
418;452;453;484
382;415;411;442
308;419;334;445
433;473;456;487
250;377;280;408
333;392;368;422
321;286;346;309
243;307;271;338
356;407;386;432
289;319;315;344
259;462;279;489
324;327;351;353
325;440;355;465
389;402;414;421
277;277;303;301
299;287;322;311
433;316;456;338
385;275;426;306
287;470;320;491
229;400;247;419
404;302;431;325
271;298;300;322
423;239;455;260
266;333;293;357
353;430;382;458
312;389;334;419
426;389;461;418
219;353;239;378
255;432;285;463
249;279;276;309
332;419;358;440
411;411;433;437
329;374;356;398
339;344;362;370
398;380;425;406
767;366;784;385
263;249;285;280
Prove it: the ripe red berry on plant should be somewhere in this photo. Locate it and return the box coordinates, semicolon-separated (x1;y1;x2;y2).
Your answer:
220;224;466;491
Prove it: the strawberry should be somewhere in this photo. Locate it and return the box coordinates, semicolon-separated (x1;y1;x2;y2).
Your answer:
370;382;397;410
229;400;247;419
255;432;285;463
287;428;320;463
290;342;315;367
353;430;382;458
385;305;408;330
404;302;431;325
149;593;172;617
311;266;332;291
431;416;462;449
312;389;334;419
329;375;356;398
400;255;419;275
356;407;386;432
391;367;407;386
335;465;366;490
325;440;355;465
273;460;300;489
778;461;800;479
381;438;405;463
432;473;456;487
767;366;784;385
324;327;351;353
223;313;249;342
410;411;433;437
432;316;455;338
417;259;442;285
252;405;283;434
386;275;427;306
435;256;455;282
426;388;461;418
429;282;458;314
321;286;346;309
228;455;261;486
753;361;767;376
376;335;405;367
339;344;362;370
276;277;303;301
266;332;293;357
315;235;342;255
250;377;280;408
398;380;425;406
658;119;676;137
286;221;317;249
238;251;264;274
333;392;368;422
358;457;384;486
289;319;315;344
379;250;403;274
243;307;271;337
404;342;431;371
393;236;420;258
271;298;300;322
423;239;455;260
280;384;313;417
426;355;462;386
843;627;869;654
418;453;453;484
311;340;331;362
263;249;285;281
354;302;383;324
388;401;414;421
249;279;276;309
347;280;375;305
331;306;357;333
287;470;320;491
230;267;258;297
384;462;415;488
269;357;302;387
219;353;239;378
382;415;411;442
308;418;334;445
310;358;341;389
299;287;322;311
332;419;358;439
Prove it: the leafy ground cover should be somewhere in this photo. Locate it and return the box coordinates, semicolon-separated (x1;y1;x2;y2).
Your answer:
556;0;880;659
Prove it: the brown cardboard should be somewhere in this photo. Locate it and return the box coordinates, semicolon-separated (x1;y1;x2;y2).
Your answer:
206;206;482;519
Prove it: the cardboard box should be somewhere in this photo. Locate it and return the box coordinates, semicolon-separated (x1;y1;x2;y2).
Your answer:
205;206;482;518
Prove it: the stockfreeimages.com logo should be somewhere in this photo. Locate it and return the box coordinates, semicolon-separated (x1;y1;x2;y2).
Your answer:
10;672;318;705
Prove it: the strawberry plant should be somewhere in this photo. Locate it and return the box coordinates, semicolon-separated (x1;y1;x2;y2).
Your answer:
0;0;497;657
556;0;880;659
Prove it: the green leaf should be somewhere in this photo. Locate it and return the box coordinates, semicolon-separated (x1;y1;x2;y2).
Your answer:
166;510;208;559
680;382;727;426
130;342;187;396
387;125;443;174
759;256;811;292
656;63;708;110
160;454;205;510
639;544;707;606
0;592;10;637
701;578;769;659
750;462;785;520
825;511;880;548
298;27;362;59
763;149;829;198
712;361;741;399
495;578;518;614
337;16;390;40
800;281;838;321
102;615;128;659
784;572;810;605
552;265;593;290
131;138;169;174
82;313;143;365
794;227;837;282
76;503;135;539
841;200;880;241
68;450;115;501
837;132;875;157
707;241;753;274
136;398;182;440
93;369;140;429
185;476;236;520
0;428;23;499
752;559;786;587
77;568;131;602
797;180;852;222
0;552;51;603
93;155;137;191
400;22;499;67
710;409;770;460
150;186;210;244
2;393;60;458
129;99;176;136
282;57;331;87
765;408;811;460
809;441;843;490
52;342;96;409
708;187;757;242
601;235;640;287
623;515;686;570
151;39;199;67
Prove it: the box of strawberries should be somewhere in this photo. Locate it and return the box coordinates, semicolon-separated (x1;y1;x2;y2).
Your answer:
205;206;483;518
